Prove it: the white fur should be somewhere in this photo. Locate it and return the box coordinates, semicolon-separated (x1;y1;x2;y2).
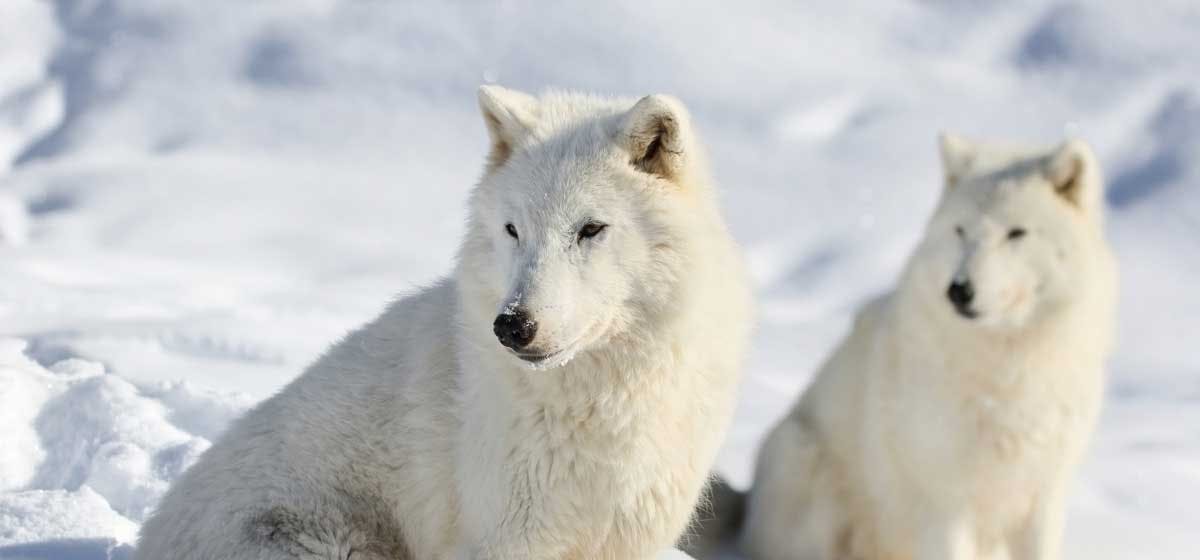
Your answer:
134;86;752;560
742;135;1117;560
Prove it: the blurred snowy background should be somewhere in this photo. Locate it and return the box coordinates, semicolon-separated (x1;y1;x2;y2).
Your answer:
0;1;1197;558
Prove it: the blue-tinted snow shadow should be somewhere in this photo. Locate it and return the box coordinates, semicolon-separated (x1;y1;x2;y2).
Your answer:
1107;91;1198;209
14;0;166;166
0;539;133;560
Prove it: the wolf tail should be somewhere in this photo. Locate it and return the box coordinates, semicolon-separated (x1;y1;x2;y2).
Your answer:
677;475;748;559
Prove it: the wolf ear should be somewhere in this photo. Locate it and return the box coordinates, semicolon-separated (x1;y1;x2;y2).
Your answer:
939;132;975;188
622;94;691;183
478;85;539;171
1044;139;1102;214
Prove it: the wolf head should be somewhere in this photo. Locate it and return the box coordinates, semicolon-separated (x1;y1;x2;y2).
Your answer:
905;133;1107;330
458;86;718;370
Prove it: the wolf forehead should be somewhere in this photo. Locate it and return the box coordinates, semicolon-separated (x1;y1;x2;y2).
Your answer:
490;89;640;142
479;86;693;171
955;161;1052;205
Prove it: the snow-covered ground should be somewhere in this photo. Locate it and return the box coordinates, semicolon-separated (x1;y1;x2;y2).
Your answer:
1;1;1197;558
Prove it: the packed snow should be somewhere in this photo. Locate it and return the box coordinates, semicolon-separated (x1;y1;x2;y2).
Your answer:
1;1;1197;558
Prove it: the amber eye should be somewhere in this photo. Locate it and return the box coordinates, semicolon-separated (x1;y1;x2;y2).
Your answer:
1007;227;1027;240
505;223;518;240
577;222;608;242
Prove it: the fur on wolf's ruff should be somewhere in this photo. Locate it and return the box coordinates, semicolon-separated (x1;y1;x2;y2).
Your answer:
740;135;1117;560
134;87;752;560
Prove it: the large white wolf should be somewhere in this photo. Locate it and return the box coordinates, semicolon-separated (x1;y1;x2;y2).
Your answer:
741;135;1117;560
135;86;752;560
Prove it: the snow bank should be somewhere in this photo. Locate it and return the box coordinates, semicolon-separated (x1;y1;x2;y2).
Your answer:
0;339;243;545
0;487;138;547
0;341;49;492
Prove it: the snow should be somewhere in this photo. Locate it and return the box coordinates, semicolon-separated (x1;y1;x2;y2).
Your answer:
0;487;138;548
0;1;1197;558
0;339;212;531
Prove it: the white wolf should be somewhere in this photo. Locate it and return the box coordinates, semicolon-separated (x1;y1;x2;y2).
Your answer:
135;86;752;560
741;135;1117;560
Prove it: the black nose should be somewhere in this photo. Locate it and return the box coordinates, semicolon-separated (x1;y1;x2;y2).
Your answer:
946;279;975;308
493;309;537;351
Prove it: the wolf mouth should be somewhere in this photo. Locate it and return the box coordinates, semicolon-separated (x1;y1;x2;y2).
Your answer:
508;317;611;369
515;349;564;363
953;305;979;319
512;346;581;371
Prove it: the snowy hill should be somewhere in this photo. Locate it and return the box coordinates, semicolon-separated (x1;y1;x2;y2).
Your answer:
1;1;1198;558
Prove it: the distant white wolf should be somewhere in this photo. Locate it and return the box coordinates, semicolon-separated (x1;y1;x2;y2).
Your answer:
134;86;752;560
741;135;1117;560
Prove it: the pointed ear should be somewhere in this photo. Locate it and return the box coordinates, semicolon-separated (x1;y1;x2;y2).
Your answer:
478;85;539;171
1044;139;1102;214
939;132;975;188
621;94;692;183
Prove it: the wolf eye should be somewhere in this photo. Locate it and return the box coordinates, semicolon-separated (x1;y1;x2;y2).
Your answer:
1007;227;1027;240
955;225;965;238
577;221;608;242
505;223;519;240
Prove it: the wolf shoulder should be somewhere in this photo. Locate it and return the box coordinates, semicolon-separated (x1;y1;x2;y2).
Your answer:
135;280;460;559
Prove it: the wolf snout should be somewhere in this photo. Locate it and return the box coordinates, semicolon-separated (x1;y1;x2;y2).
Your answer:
494;309;538;350
946;279;978;318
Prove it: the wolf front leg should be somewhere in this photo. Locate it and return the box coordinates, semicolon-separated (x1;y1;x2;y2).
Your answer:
1010;491;1066;560
741;419;843;560
915;513;977;560
453;537;585;560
